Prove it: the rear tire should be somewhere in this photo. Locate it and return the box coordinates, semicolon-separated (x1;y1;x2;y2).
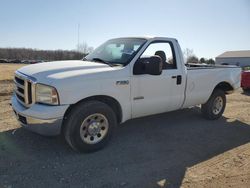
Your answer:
201;89;226;120
63;101;117;152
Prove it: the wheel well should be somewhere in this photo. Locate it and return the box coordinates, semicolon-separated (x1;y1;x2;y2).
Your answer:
214;82;234;94
63;95;123;124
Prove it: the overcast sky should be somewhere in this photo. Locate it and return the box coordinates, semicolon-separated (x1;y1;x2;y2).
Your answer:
0;0;249;58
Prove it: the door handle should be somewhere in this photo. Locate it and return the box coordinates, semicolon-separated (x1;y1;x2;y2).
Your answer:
176;75;182;85
172;75;182;85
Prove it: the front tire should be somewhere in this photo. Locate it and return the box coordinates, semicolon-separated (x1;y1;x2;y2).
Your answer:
201;89;226;120
63;101;117;152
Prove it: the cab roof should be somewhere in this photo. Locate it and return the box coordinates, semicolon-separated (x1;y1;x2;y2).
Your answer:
111;36;177;41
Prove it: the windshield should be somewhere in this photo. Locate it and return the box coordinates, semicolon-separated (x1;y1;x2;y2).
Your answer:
85;38;147;66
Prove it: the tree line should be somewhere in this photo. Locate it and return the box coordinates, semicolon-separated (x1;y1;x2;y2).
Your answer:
183;48;215;64
0;48;86;61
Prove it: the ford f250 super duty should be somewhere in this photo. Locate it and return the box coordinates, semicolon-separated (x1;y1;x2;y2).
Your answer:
11;37;241;152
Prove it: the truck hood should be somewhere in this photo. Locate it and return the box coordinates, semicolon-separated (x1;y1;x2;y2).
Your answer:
18;60;123;84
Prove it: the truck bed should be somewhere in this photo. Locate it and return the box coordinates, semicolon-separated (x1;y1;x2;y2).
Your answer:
182;64;241;108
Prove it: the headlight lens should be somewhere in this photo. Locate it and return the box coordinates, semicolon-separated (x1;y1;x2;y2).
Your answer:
35;84;59;105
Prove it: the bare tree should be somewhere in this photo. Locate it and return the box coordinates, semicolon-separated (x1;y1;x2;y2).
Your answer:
187;55;199;64
77;41;94;54
200;57;206;63
206;58;215;65
183;48;200;64
183;48;194;63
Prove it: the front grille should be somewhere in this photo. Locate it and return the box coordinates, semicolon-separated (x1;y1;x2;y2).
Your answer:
14;72;35;107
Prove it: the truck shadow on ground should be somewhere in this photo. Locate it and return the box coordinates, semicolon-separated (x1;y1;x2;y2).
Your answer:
1;108;250;188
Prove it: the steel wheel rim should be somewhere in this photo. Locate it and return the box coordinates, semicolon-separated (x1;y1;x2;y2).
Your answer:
80;113;109;144
212;96;223;115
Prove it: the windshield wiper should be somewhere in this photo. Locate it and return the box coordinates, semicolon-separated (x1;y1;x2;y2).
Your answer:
92;58;114;67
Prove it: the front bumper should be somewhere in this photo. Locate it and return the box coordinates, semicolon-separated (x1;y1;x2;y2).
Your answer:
11;95;69;136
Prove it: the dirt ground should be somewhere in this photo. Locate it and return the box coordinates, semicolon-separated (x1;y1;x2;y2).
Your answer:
0;64;250;188
0;63;25;81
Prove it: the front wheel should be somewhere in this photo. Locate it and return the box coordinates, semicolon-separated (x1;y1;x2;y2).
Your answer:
63;101;117;152
201;89;226;120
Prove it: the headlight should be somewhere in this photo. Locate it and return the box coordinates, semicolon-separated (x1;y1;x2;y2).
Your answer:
35;83;59;105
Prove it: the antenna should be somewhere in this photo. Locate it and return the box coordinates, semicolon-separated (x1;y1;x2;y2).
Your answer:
77;23;80;51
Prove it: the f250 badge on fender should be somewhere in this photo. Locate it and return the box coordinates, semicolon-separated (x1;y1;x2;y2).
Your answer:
116;80;129;85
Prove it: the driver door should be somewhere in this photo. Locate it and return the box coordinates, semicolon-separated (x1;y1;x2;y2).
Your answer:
131;41;185;118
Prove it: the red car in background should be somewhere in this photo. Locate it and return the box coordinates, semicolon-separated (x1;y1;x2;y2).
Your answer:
241;66;250;92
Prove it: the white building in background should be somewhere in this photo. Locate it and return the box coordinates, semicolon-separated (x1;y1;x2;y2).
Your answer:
215;50;250;67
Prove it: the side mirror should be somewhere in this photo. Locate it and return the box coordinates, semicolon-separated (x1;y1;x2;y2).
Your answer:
145;56;163;75
133;55;163;75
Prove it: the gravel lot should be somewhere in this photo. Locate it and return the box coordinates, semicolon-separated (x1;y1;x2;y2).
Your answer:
0;67;250;188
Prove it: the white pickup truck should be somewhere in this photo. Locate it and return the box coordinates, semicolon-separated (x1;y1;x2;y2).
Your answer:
12;37;241;152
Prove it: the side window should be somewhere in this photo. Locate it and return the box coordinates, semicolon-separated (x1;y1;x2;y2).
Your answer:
140;42;176;69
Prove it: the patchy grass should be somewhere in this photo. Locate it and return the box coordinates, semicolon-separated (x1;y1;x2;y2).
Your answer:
0;63;26;81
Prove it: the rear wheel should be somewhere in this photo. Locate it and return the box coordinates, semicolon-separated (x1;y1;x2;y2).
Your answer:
63;101;117;152
201;89;226;120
